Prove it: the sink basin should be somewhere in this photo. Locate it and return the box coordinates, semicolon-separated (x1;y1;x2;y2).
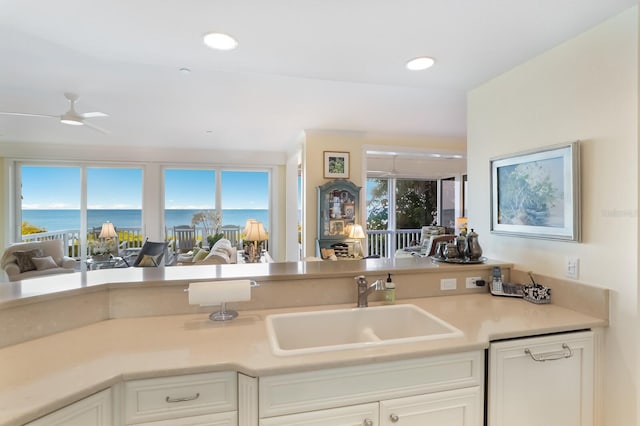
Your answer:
266;304;463;356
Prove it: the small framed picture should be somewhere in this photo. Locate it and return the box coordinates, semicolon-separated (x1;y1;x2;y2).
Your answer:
324;151;350;179
343;203;355;219
329;219;345;235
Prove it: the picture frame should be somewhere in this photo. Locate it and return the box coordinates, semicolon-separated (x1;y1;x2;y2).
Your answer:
490;141;581;241
324;151;350;179
343;202;355;220
329;219;345;236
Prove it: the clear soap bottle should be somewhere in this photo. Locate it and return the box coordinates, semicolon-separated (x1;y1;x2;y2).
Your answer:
384;273;396;305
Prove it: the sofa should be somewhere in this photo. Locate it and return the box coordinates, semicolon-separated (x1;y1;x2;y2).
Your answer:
1;239;77;281
174;238;238;265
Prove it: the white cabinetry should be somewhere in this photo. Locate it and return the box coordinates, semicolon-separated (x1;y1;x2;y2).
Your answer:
260;402;379;426
26;388;112;426
380;386;481;425
259;351;484;426
488;331;594;426
123;372;237;425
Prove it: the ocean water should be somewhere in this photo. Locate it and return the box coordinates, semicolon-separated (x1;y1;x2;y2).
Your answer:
22;209;269;232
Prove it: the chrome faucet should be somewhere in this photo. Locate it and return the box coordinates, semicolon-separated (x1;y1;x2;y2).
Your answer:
355;275;385;307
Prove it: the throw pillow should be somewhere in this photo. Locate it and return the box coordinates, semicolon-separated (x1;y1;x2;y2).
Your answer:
31;256;58;271
192;249;209;263
212;238;231;253
138;254;161;267
13;248;44;273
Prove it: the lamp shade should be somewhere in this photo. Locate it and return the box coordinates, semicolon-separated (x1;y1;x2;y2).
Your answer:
245;221;268;242
348;224;365;239
243;219;257;236
98;222;117;239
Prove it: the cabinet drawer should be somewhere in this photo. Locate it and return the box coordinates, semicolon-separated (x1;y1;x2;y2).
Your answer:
380;386;482;426
260;351;483;417
124;372;237;424
259;402;378;426
131;411;238;426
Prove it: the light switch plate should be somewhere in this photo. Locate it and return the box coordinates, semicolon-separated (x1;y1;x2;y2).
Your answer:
440;278;457;291
566;256;579;279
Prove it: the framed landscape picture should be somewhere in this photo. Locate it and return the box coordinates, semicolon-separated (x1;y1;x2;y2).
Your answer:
324;151;350;179
490;141;581;241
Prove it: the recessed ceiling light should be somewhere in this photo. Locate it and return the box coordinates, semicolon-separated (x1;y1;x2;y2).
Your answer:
406;56;435;71
203;32;238;51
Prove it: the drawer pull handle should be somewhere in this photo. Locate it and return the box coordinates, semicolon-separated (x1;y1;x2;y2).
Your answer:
165;392;200;403
524;343;573;362
389;413;400;422
363;419;374;426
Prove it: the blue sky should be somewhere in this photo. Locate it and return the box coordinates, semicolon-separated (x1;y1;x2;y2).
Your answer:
21;166;269;210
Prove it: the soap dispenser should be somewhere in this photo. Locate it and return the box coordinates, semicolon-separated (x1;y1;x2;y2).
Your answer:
384;273;396;305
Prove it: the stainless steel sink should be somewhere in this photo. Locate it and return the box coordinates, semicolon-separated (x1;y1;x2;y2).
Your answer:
266;304;463;356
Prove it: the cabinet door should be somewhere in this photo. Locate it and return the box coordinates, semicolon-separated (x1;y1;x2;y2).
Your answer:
26;388;112;426
260;402;378;426
488;331;594;426
379;386;482;426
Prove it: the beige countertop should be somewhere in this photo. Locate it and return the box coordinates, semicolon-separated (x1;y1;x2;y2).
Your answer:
0;293;606;426
0;257;508;308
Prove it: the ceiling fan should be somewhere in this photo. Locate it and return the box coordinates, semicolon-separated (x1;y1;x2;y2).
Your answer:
0;92;109;134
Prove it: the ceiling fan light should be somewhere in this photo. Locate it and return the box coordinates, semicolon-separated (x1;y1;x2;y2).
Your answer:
203;32;238;50
60;115;83;126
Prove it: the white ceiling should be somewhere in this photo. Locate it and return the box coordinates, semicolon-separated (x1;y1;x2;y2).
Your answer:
0;0;635;154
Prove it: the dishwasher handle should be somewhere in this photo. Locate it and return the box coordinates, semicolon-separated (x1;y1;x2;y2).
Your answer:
524;343;573;362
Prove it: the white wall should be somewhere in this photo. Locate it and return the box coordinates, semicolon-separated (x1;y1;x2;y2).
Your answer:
468;7;638;425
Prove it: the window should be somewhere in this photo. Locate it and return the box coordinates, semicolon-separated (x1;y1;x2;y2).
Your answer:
440;177;456;230
395;179;437;229
221;170;269;230
164;169;216;229
366;176;463;257
163;168;271;249
21;166;81;237
366;177;389;231
87;167;143;230
18;164;143;258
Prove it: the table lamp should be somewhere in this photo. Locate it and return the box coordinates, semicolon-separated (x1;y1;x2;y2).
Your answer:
244;221;268;263
348;224;366;258
455;217;468;236
98;221;117;239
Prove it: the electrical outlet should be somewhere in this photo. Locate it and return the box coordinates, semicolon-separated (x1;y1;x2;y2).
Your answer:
566;256;579;279
440;278;457;291
466;276;482;288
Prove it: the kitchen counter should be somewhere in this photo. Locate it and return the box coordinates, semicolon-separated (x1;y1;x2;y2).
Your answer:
0;293;606;426
0;257;507;308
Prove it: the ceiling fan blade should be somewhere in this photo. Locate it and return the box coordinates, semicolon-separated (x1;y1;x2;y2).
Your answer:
0;112;57;119
80;112;108;118
83;120;110;135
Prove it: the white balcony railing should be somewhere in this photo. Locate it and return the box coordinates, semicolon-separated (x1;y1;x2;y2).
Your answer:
21;227;146;258
366;228;422;258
